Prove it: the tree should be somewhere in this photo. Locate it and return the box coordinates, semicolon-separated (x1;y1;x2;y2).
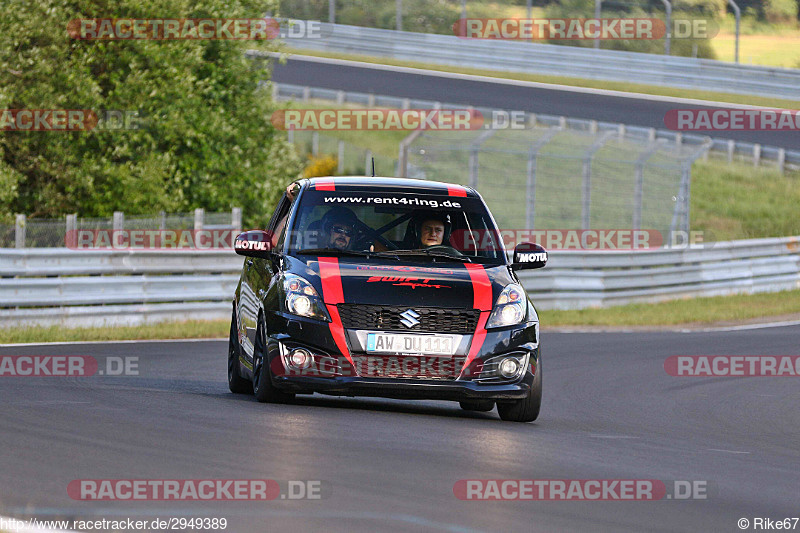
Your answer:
0;0;302;226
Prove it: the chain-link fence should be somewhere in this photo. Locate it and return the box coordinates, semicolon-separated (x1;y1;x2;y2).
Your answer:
290;129;399;177
403;124;710;235
1;209;242;248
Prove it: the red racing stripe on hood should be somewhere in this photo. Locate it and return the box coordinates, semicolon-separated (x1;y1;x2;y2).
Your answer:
318;257;355;369
461;263;493;375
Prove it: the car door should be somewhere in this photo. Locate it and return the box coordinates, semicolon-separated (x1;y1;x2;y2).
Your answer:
237;192;294;367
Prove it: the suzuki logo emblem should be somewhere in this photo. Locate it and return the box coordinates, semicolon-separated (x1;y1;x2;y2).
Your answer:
399;309;420;328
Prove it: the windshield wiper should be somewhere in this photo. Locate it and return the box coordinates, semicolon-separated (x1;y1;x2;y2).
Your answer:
385;249;473;263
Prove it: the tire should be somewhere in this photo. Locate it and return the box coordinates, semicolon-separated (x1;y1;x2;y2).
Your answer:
252;316;295;404
459;400;495;412
228;308;251;394
497;357;542;423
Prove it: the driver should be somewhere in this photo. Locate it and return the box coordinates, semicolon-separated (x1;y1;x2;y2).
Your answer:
320;207;358;250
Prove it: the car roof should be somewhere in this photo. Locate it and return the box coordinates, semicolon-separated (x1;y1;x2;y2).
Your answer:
301;176;478;197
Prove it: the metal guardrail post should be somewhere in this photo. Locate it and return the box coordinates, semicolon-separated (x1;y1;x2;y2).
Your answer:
581;131;614;229
633;140;666;230
113;211;124;231
753;144;761;167
15;214;26;249
231;208;242;232
778;149;786;173
526;127;562;228
65;214;77;248
194;208;204;230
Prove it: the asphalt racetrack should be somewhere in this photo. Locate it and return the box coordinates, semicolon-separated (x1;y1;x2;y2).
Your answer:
270;55;800;151
2;325;799;532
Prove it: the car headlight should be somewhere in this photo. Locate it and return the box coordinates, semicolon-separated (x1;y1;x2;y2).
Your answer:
485;283;527;328
283;273;330;321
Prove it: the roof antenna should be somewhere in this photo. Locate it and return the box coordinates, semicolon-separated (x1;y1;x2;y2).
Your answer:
371;157;375;177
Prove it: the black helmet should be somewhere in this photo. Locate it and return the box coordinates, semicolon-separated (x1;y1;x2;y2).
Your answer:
321;206;358;234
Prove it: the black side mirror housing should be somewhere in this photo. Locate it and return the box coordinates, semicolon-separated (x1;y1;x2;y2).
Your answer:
511;242;547;270
234;230;273;258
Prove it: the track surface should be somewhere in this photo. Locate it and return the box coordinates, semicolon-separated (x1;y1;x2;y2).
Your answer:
271;56;800;150
2;326;799;532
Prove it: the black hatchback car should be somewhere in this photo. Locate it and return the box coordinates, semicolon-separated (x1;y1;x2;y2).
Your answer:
228;177;547;422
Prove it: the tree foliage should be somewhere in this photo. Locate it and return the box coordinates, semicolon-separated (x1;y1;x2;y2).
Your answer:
0;0;302;226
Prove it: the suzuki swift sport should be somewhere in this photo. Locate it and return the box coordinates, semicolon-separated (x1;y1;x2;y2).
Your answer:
228;177;547;422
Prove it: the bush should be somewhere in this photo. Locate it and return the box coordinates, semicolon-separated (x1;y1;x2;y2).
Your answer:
303;154;338;177
763;0;799;22
0;0;303;228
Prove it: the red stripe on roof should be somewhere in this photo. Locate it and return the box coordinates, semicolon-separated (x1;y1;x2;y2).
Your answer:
315;178;336;191
447;185;467;197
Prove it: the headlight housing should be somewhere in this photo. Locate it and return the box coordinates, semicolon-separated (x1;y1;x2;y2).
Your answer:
283;273;330;321
485;283;527;328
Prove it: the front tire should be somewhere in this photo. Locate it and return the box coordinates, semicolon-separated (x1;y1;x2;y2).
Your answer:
252;316;295;404
497;356;542;422
228;308;251;394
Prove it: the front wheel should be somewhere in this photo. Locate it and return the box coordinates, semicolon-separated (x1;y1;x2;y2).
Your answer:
252;317;295;404
497;357;542;422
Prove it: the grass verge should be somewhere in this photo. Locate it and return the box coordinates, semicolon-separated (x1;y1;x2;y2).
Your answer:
281;47;800;109
0;320;229;344
539;289;800;327
1;289;799;343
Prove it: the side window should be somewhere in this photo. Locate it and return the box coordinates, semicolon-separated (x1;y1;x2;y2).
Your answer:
268;194;293;249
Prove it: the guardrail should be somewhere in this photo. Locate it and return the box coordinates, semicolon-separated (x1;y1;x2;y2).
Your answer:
272;82;800;174
279;22;800;101
1;237;798;326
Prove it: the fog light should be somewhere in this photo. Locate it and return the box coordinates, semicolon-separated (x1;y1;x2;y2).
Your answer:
498;358;520;378
289;349;312;369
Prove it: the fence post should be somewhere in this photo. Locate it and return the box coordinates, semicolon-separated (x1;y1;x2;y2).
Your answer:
312;132;319;156
727;139;735;163
194;208;204;230
469;130;497;190
367;93;375;107
302;86;310;102
272;83;279;101
287;129;294;144
633;140;665;230
365;150;373;176
14;214;26;249
65;214;77;248
581;131;614;229
526;127;561;228
402;98;410;110
753;144;761;167
113;211;124;231
397;129;424;178
338;141;345;174
336;90;345;105
778;148;786;174
231;207;242;232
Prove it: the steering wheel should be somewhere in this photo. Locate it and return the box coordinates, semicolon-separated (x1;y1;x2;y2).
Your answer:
423;244;464;257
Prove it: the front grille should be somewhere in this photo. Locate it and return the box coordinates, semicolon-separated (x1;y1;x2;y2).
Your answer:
337;304;479;333
357;355;458;380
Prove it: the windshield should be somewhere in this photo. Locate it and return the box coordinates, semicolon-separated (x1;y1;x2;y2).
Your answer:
285;189;506;265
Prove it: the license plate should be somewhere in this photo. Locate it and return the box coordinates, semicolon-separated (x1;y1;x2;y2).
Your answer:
366;333;455;355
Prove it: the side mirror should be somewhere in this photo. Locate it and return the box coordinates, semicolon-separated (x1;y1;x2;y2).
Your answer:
511;242;547;270
234;230;273;258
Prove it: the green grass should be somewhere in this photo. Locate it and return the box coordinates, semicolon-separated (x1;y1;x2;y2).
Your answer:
540;288;800;327
2;289;799;344
0;320;229;344
281;47;800;109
